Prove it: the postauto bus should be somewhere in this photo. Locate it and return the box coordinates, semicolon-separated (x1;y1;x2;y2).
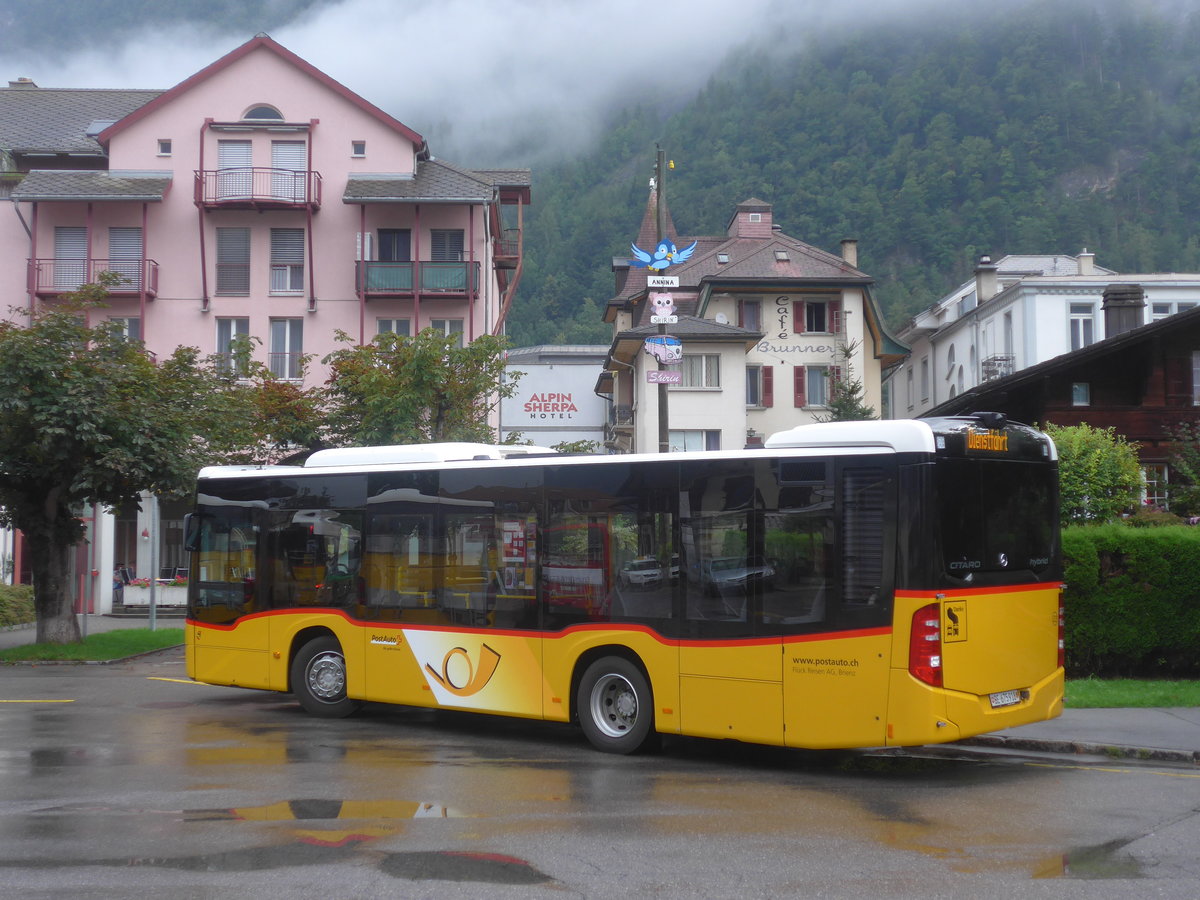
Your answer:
184;414;1063;754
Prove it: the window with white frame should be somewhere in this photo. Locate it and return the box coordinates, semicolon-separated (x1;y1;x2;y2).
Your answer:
738;298;761;330
1153;301;1198;321
216;317;250;376
157;139;172;156
108;317;141;341
215;227;250;295
677;354;720;388
269;318;303;380
270;228;305;293
1072;382;1091;406
377;319;411;337
920;357;929;402
906;367;914;410
746;364;772;407
430;318;464;347
669;429;720;451
351;140;366;157
1143;464;1169;509
806;365;830;407
1070;302;1096;351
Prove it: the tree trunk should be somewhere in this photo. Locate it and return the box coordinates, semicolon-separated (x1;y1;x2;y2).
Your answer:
27;528;81;645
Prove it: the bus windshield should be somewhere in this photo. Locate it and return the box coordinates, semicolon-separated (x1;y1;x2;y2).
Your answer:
936;457;1058;579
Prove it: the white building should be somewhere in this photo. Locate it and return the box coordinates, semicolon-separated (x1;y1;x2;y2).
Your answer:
886;252;1200;418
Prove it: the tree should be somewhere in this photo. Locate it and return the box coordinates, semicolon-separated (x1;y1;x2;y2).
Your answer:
1043;423;1143;527
1164;421;1200;516
815;341;877;422
0;283;256;643
322;329;518;446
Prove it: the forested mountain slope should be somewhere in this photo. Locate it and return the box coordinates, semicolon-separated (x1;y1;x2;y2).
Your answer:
510;1;1200;345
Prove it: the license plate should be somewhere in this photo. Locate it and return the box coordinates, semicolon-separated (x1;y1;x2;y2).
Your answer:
989;689;1021;708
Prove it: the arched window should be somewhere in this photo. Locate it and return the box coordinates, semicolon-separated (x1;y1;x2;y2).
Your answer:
946;344;956;379
244;104;283;121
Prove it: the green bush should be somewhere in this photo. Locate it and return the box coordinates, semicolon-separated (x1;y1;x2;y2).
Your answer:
0;584;35;628
1063;524;1200;676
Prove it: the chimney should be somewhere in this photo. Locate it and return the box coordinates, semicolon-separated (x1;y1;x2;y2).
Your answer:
8;77;36;88
1101;283;1145;338
840;238;858;268
1077;248;1095;275
974;254;999;302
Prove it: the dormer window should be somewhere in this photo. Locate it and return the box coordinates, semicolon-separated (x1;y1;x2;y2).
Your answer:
774;250;790;262
717;253;729;264
244;104;283;121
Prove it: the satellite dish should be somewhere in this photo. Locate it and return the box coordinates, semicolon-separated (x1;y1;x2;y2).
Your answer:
714;313;729;324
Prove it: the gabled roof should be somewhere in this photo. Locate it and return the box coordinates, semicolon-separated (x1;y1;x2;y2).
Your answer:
684;236;871;287
97;35;424;150
12;169;171;201
0;88;160;156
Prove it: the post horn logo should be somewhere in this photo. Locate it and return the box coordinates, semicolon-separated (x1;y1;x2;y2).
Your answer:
425;644;501;697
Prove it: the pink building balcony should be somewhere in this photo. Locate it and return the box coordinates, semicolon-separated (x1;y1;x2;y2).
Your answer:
194;167;322;210
356;261;481;298
28;258;159;299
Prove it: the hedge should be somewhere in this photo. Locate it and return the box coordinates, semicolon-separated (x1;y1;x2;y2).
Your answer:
0;584;35;628
1063;524;1200;677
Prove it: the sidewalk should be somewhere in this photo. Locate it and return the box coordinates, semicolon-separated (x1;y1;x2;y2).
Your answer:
2;616;1198;764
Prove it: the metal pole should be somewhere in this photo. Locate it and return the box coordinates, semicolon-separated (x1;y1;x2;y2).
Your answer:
148;494;159;632
656;146;669;454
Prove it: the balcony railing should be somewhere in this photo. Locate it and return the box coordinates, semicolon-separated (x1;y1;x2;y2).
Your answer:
357;261;481;297
29;258;159;298
981;354;1015;382
194;167;322;210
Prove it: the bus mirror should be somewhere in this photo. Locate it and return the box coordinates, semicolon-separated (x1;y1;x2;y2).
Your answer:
183;513;201;552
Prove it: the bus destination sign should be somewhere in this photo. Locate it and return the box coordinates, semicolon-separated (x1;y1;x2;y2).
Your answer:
966;428;1009;453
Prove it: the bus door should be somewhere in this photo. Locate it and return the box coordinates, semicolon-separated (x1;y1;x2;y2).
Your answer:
781;461;894;749
678;459;783;745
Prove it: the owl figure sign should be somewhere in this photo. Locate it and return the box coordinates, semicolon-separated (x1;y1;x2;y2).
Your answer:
649;292;676;318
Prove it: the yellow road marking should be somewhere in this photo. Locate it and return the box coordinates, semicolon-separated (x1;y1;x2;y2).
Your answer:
1027;762;1200;779
147;677;204;685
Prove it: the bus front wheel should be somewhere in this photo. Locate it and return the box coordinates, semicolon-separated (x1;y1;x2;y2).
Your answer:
577;657;658;754
291;636;361;718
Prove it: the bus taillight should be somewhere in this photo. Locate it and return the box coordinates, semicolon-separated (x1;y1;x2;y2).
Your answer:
1058;600;1065;670
909;603;943;687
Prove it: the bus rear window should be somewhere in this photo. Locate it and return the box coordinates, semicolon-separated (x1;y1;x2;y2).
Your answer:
936;458;1057;577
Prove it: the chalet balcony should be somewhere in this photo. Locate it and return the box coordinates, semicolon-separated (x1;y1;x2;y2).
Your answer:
194;167;322;210
981;354;1015;382
28;258;159;299
356;261;481;298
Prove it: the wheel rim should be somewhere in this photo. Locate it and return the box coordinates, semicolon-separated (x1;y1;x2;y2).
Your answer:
306;650;347;702
589;672;639;738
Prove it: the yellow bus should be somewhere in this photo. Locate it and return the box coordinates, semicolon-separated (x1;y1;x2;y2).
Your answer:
184;414;1063;754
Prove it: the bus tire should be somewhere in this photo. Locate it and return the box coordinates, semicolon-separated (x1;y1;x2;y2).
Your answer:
577;656;658;754
291;636;361;718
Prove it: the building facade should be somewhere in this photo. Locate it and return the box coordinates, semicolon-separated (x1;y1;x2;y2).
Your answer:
598;194;905;453
887;252;1200;418
0;35;530;608
499;345;608;448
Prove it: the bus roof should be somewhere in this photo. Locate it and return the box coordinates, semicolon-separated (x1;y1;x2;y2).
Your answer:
765;419;937;454
303;443;559;467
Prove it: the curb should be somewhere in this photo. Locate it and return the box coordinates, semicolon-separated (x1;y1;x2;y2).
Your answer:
961;733;1200;766
0;644;185;667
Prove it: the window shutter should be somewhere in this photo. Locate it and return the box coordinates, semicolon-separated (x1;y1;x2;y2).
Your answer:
762;365;774;407
737;301;743;328
271;228;305;264
793;365;806;407
356;232;373;262
829;299;843;333
793;300;806;333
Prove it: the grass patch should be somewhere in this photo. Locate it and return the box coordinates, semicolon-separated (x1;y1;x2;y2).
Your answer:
1066;677;1200;708
0;584;35;628
0;628;183;662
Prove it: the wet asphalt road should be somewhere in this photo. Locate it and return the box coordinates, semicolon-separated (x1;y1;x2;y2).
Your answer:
2;646;1199;899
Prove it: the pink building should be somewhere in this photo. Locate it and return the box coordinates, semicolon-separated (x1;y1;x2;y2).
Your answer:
0;36;530;608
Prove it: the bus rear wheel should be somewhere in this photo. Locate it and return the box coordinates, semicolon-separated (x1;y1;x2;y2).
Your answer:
577;657;658;754
291;636;361;718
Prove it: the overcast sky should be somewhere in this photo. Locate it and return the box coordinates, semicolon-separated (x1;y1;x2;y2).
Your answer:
0;0;979;165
